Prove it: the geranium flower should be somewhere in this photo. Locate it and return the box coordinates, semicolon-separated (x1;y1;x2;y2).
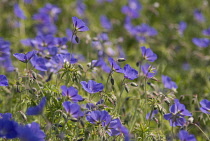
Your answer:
0;118;18;139
164;99;192;127
0;75;8;86
146;110;158;120
72;17;89;32
17;122;46;141
178;21;187;36
13;50;36;63
26;97;47;115
123;64;138;80
80;80;104;94
62;101;84;119
108;57;124;73
194;9;205;23
86;110;111;124
178;130;196;141
61;86;84;102
140;46;157;62
121;0;142;19
14;4;26;19
200;99;210;114
141;63;157;78
202;27;210;36
192;38;210;48
100;15;112;30
162;75;178;89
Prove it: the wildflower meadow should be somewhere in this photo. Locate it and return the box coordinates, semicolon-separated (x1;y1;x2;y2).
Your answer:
0;0;210;140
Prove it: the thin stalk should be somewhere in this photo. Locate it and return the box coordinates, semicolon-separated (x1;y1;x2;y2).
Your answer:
194;123;210;141
116;78;125;114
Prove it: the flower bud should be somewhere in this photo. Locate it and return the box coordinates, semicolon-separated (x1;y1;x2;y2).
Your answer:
78;64;84;71
188;117;194;124
125;84;129;93
179;95;185;101
131;82;138;87
110;78;114;85
117;58;126;62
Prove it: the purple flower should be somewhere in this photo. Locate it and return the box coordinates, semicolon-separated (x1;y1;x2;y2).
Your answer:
123;64;138;80
0;113;12;120
33;3;61;22
141;63;157;78
14;4;26;19
121;0;142;19
32;3;61;35
105;118;130;138
182;63;191;71
36;23;57;35
72;17;89;32
46;54;64;73
108;57;124;73
0;118;18;139
178;130;196;141
13;50;36;63
61;86;84;102
86;110;111;124
200;99;210;114
24;0;33;4
135;24;158;36
97;0;113;3
85;103;96;111
62;101;84;119
100;15;112;30
76;0;86;16
0;75;8;86
26;97;47;115
0;38;14;71
30;55;48;71
146;110;158;120
178;21;187;35
202;27;210;36
66;29;79;44
164;99;192;127
192;38;210;48
17;122;46;141
80;80;104;94
194;9;205;23
140;46;157;62
98;33;109;41
162;75;178;89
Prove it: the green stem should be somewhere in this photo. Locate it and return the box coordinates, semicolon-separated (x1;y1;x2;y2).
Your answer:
116;78;125;114
194;123;210;141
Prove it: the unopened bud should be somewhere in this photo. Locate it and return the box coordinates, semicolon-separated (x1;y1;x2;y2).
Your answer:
19;111;27;122
125;84;129;93
31;71;37;79
151;77;158;81
188;117;194;124
164;99;170;105
131;82;138;87
87;62;91;67
117;58;126;62
78;64;84;71
191;98;196;104
110;78;114;85
75;36;80;43
92;37;99;41
198;115;203;121
179;95;185;101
